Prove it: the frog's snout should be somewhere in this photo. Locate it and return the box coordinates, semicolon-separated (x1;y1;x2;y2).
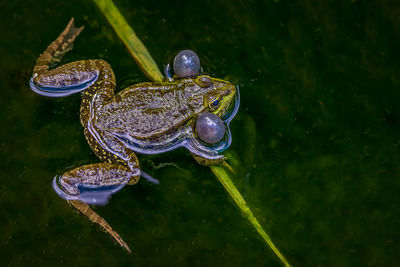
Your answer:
223;83;236;97
220;83;236;104
221;89;231;97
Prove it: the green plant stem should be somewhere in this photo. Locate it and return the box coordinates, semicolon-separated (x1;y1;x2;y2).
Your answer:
93;0;163;81
92;0;290;266
211;165;290;267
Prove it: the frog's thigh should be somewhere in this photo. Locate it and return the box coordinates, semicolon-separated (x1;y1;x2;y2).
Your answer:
34;60;114;89
60;162;140;196
58;162;139;252
86;128;140;174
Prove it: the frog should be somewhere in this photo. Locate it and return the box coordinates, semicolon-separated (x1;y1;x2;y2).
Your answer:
29;18;238;252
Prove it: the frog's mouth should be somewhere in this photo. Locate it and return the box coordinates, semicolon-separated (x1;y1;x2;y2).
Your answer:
114;86;240;160
221;85;240;125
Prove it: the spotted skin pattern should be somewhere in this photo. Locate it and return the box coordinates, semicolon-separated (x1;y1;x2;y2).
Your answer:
31;18;236;253
32;18;139;253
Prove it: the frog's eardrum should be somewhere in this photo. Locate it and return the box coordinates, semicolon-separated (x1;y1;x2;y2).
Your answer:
196;112;226;144
173;50;201;78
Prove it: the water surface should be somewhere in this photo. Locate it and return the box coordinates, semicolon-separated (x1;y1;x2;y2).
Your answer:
1;0;400;266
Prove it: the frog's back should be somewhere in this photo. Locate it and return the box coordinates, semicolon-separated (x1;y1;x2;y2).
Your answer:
94;82;201;139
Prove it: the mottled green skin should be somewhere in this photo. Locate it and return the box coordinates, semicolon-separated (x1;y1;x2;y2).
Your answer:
30;18;236;252
95;76;235;140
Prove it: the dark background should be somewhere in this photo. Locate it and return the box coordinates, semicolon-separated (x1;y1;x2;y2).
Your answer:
0;0;399;266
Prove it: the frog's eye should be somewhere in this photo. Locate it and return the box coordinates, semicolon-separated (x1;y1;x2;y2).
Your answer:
209;98;220;110
198;76;213;88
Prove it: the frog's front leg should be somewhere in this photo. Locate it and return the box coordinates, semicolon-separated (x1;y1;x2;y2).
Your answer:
55;161;140;253
191;153;235;173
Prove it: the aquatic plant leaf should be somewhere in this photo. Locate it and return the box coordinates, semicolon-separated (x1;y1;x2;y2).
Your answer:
93;0;163;81
211;161;290;267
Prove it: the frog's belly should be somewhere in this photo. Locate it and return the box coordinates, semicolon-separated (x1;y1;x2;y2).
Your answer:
91;108;223;160
102;122;222;160
90;110;227;160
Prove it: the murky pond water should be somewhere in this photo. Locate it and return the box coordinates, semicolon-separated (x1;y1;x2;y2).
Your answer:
1;0;400;266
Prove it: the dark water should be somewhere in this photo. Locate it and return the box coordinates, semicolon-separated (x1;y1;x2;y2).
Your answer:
1;0;400;266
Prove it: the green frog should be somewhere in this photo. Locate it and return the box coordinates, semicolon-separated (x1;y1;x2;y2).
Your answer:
30;19;238;252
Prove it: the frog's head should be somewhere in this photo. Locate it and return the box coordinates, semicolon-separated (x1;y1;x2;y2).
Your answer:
194;75;236;118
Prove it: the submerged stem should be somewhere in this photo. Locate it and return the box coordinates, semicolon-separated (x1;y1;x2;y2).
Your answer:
211;165;290;267
92;0;290;265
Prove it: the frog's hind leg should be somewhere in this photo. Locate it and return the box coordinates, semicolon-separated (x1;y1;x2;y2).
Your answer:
33;18;84;76
68;200;132;253
30;18;113;98
54;162;141;253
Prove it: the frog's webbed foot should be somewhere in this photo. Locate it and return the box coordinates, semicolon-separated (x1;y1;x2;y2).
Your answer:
68;200;132;253
33;18;84;76
54;162;140;252
29;18;103;98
